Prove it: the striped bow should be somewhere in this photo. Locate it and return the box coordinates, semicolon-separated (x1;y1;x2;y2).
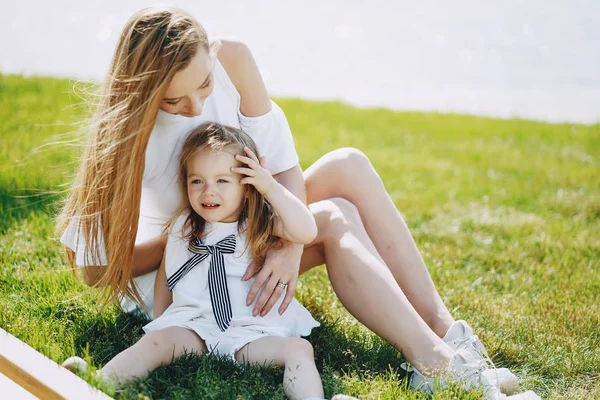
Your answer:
167;234;236;331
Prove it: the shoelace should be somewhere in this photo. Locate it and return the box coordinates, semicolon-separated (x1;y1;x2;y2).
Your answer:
460;359;487;382
454;335;495;366
459;358;504;397
454;335;500;389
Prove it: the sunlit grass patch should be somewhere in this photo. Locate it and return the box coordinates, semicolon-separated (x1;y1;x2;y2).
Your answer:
1;74;599;399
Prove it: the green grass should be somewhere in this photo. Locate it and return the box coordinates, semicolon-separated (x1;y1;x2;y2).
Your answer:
1;73;598;399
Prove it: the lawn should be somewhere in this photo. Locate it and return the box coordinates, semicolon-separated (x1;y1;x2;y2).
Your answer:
0;74;598;399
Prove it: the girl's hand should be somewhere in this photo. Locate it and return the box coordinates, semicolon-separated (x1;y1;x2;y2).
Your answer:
232;147;276;195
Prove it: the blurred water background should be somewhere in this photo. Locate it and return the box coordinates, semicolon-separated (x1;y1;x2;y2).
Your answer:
2;0;599;123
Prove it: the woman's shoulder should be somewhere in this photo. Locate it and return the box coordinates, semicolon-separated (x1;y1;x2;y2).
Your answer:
217;40;253;87
217;40;271;117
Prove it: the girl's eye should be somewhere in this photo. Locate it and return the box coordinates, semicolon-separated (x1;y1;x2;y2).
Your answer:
191;179;202;184
165;100;180;106
217;179;228;183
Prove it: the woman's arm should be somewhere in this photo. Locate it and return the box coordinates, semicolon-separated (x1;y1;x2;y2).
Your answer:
218;40;271;117
153;252;172;319
63;247;106;287
71;235;167;287
79;266;106;287
132;235;168;277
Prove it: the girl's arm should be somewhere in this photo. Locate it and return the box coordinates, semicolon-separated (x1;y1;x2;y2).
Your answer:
265;179;316;245
233;148;317;245
153;252;173;319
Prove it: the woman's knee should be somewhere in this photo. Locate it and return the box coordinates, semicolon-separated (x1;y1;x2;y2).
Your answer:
311;198;361;242
324;148;376;180
306;148;382;202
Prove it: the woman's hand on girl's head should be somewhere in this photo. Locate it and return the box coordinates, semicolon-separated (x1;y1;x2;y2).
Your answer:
232;147;276;195
243;240;303;316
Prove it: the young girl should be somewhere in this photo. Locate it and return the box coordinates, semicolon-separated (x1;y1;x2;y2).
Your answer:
64;122;355;400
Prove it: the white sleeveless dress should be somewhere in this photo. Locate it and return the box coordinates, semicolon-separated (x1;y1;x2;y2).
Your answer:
143;214;319;361
60;57;299;317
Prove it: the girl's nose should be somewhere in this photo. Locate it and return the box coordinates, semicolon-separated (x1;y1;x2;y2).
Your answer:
202;183;216;195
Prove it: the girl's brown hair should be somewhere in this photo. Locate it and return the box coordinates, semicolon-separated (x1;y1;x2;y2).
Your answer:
175;122;279;266
55;6;219;307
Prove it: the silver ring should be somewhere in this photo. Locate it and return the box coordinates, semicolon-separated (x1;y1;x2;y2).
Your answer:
276;281;288;289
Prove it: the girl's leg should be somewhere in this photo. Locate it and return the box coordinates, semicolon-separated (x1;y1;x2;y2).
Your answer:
300;198;453;374
101;327;207;383
235;337;323;400
303;148;455;338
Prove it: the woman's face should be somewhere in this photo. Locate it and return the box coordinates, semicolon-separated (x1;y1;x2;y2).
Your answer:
160;48;215;117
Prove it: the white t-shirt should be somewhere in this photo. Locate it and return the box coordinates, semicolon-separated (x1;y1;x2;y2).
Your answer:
60;58;299;316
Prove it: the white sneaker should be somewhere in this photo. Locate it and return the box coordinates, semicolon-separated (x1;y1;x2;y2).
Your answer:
62;356;89;375
444;320;519;394
62;356;118;392
402;349;495;398
403;349;541;400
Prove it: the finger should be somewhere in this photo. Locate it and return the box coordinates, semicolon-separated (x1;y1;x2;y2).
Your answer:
260;281;286;317
278;277;297;315
242;260;261;281
235;155;258;169
244;147;260;164
259;156;267;168
231;167;256;177
246;265;271;307
240;177;255;185
253;276;278;317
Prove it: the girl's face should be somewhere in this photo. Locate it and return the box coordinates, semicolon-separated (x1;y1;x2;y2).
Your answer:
161;47;215;117
186;147;245;223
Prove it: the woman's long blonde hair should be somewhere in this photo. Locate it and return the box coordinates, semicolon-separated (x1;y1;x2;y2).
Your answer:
176;123;279;266
55;7;215;307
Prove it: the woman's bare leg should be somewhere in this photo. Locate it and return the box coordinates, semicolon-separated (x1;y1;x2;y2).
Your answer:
235;337;323;400
303;148;455;338
100;327;207;383
300;198;453;374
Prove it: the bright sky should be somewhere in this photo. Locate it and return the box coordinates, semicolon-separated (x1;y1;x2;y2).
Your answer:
2;0;599;123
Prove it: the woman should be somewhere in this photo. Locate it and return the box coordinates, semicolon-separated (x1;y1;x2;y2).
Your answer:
57;6;536;399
